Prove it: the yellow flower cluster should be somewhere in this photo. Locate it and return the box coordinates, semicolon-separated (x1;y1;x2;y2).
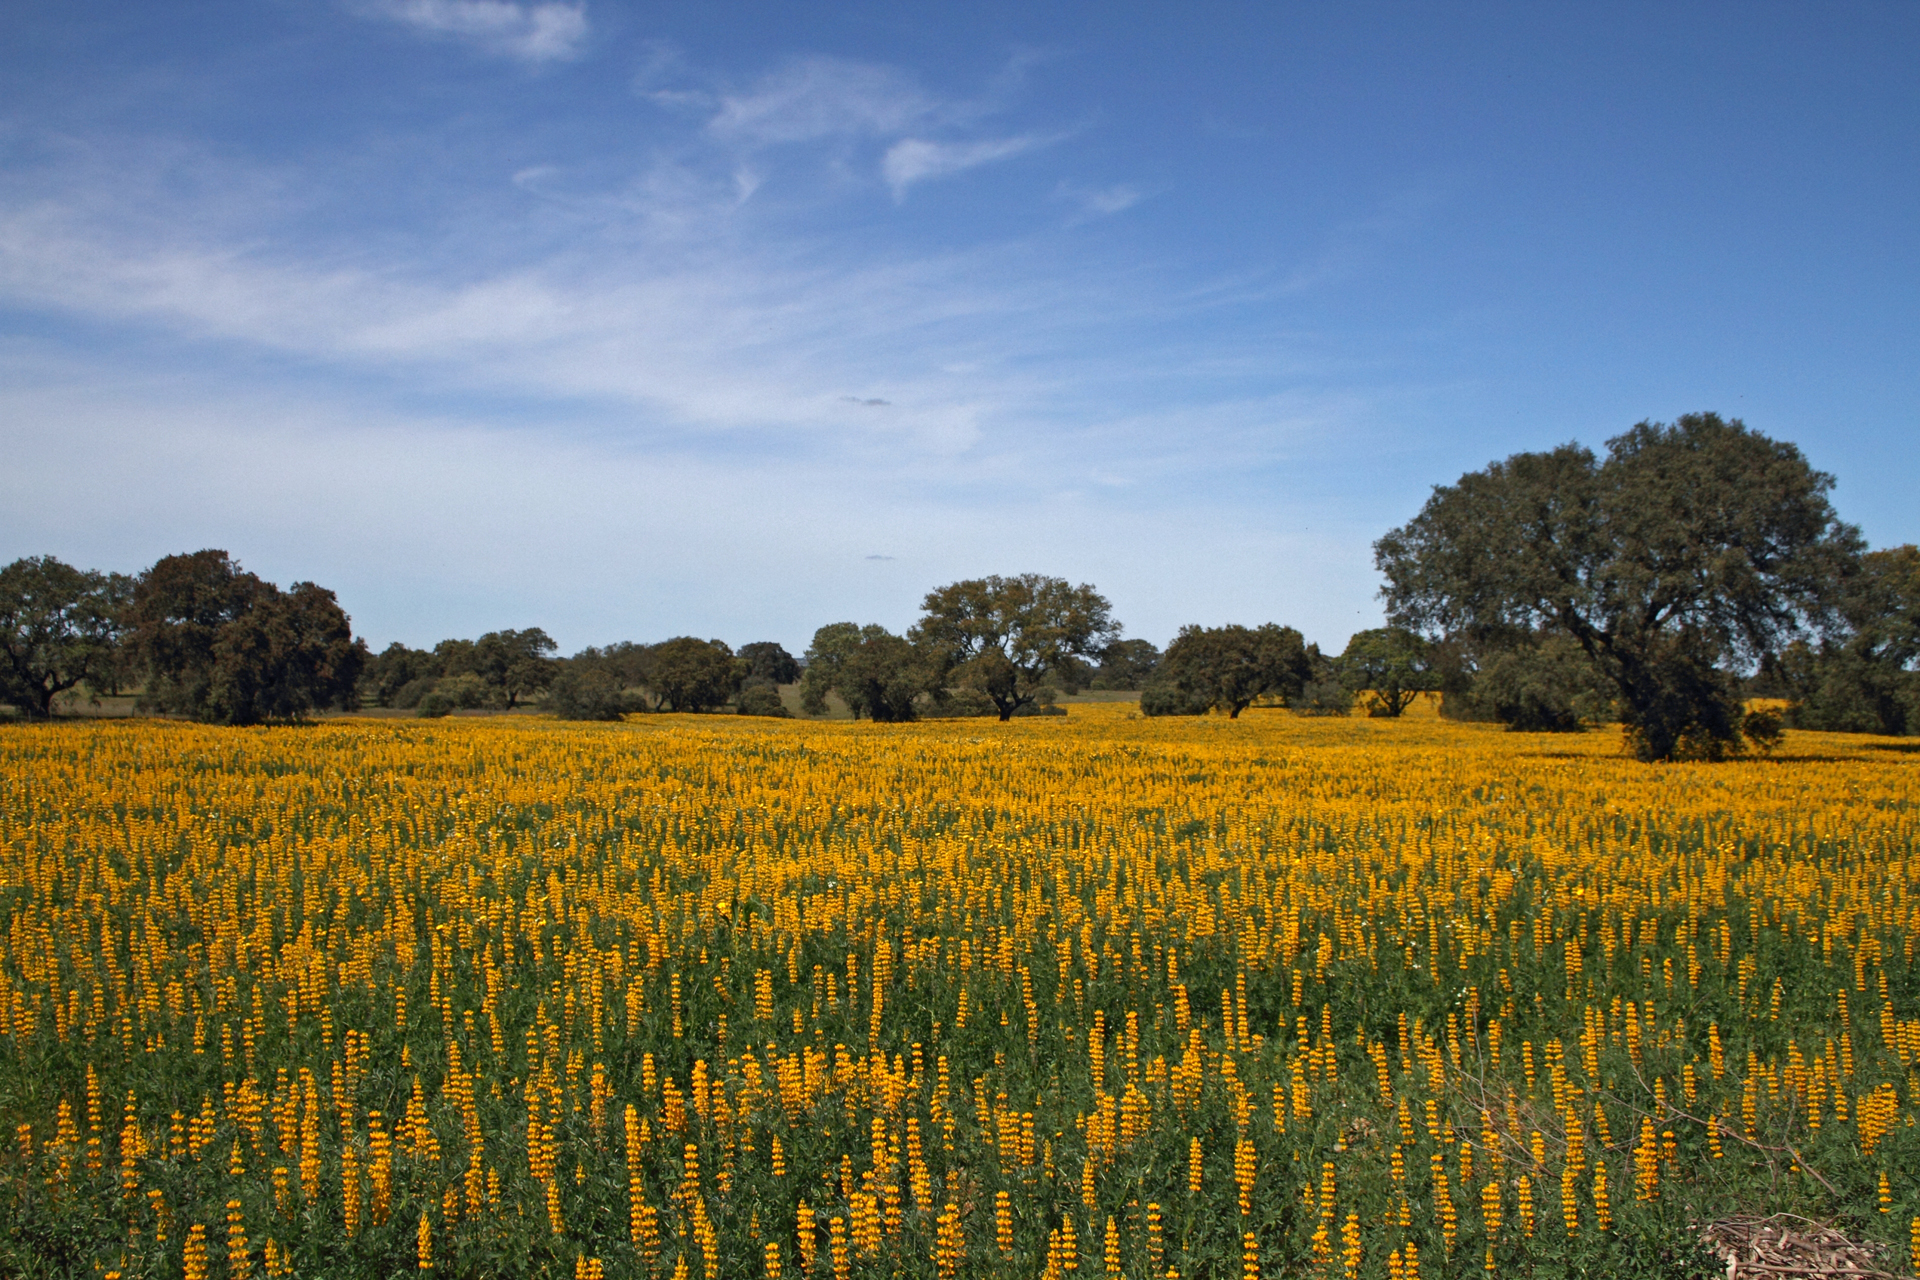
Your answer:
0;702;1915;1277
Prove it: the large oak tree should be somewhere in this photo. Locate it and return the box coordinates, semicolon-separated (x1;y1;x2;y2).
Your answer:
1374;414;1860;760
1143;623;1314;718
912;574;1118;720
800;623;931;722
1337;627;1437;718
128;550;364;724
638;637;740;713
0;556;128;718
471;628;558;708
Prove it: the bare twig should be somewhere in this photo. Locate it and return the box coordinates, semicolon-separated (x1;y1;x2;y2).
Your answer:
1593;1061;1844;1197
1697;1213;1910;1280
1779;1145;1841;1198
1724;1267;1908;1279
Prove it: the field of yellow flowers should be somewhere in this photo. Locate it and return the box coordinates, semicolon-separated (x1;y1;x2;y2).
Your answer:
2;703;1916;1278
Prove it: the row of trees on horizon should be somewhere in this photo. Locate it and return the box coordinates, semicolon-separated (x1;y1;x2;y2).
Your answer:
4;415;1916;760
0;556;1360;726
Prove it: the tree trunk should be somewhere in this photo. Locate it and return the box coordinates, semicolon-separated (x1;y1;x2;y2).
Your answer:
25;673;83;719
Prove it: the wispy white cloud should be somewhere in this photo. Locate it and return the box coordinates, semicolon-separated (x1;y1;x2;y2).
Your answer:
0;354;1388;653
358;0;588;64
0;114;1391;476
505;156;757;232
883;136;1045;199
0;175;1016;455
0;90;1412;659
1054;180;1144;223
0;126;1393;477
646;53;1059;202
707;57;936;144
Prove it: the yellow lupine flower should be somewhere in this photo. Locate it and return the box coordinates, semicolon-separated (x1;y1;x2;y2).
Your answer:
3;702;1917;1276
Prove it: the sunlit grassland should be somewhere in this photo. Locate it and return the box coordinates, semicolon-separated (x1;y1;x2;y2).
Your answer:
1;703;1916;1278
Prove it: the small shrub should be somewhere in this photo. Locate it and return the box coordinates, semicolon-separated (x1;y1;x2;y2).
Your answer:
1290;680;1352;716
1139;680;1211;717
735;680;791;719
937;688;1001;718
548;669;633;721
1743;707;1784;753
417;673;490;718
393;676;437;710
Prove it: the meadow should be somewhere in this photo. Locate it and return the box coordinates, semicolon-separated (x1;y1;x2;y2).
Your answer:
1;703;1915;1278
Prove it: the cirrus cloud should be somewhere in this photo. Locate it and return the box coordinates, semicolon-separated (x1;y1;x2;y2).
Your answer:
1054;181;1144;224
882;135;1047;200
357;0;588;63
706;57;937;143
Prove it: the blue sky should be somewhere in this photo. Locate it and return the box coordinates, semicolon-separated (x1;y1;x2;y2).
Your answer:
3;1;1915;656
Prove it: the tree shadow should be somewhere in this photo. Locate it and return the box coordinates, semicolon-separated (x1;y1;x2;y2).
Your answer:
1513;748;1873;765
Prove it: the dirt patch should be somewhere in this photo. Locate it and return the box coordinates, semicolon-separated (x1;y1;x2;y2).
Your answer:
1698;1215;1910;1280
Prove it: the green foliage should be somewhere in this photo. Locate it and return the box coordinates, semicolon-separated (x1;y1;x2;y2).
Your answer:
1337;627;1436;717
391;675;438;710
800;623;861;715
359;642;437;709
1376;413;1861;760
1137;679;1213;717
737;642;801;686
1742;706;1784;751
734;678;792;718
1775;545;1920;735
1777;642;1920;736
1289;678;1352;716
1617;637;1752;761
646;638;741;713
432;636;476;677
912;574;1118;720
1089;638;1162;691
931;687;1000;718
205;583;366;724
414;688;455;718
591;642;659;691
1008;693;1066;716
0;556;127;718
547;667;635;720
1472;634;1616;732
563;642;659;712
127;550;363;724
126;549;263;716
415;673;489;717
1145;623;1313;718
800;623;930;721
471;628;559;709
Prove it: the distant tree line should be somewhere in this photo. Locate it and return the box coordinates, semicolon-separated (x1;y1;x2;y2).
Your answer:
4;414;1915;759
0;551;1552;730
